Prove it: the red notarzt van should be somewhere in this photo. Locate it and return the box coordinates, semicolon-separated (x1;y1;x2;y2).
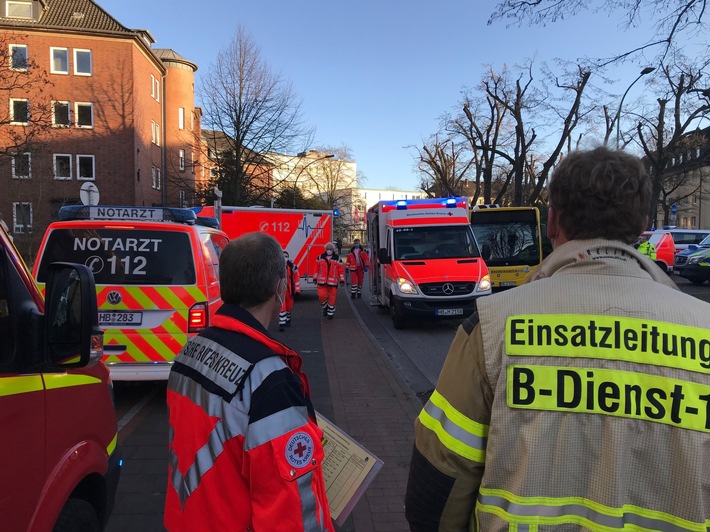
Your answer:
0;220;120;531
33;206;229;381
645;231;677;273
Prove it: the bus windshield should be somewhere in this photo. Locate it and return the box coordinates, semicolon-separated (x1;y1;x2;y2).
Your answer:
394;225;481;260
471;209;541;267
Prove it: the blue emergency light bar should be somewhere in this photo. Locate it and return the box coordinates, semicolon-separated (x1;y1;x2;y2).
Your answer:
58;205;197;224
393;197;463;210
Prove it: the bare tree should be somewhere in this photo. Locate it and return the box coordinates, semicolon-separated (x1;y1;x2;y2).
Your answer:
488;1;708;66
301;145;357;208
415;135;476;198
635;60;710;228
199;26;314;206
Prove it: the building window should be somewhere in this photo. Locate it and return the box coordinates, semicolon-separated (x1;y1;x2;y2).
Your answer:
53;154;72;180
179;190;186;208
150;74;155;98
696;147;702;159
10;98;29;124
50;47;69;74
191;151;195;174
154;77;160;102
11;152;30;179
6;1;32;18
178;149;185;171
151;120;160;145
151;166;161;190
77;154;95;180
178;107;185;130
9;44;28;70
75;102;93;128
12;202;32;234
692;216;697;228
52;101;70;126
73;49;92;75
210;167;217;178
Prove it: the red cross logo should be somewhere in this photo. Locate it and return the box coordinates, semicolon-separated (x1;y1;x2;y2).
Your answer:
294;442;308;458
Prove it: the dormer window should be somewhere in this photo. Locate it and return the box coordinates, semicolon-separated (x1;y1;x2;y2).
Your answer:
6;1;32;19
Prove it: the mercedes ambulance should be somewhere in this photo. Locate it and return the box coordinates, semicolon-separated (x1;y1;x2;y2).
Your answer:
367;197;492;329
0;220;120;531
33;206;229;381
193;205;333;284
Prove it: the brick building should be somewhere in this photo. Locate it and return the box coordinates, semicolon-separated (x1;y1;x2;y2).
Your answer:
0;0;200;260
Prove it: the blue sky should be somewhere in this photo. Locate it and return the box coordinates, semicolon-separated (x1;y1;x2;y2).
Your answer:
101;0;658;190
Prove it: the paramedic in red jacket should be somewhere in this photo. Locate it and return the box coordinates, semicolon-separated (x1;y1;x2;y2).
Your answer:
164;232;333;532
345;239;370;299
279;250;301;332
316;242;345;320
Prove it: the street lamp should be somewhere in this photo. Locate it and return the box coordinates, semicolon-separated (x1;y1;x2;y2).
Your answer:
292;153;334;208
615;66;655;149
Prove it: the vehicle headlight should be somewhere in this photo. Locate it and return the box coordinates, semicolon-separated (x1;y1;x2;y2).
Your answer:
688;255;705;265
397;277;418;294
477;274;491;292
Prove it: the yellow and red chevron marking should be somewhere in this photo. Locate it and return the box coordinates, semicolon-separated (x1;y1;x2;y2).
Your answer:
97;285;208;364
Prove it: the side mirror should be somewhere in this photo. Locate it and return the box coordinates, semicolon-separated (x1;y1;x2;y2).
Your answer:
377;248;391;265
481;244;492;262
44;263;103;368
688;244;698;251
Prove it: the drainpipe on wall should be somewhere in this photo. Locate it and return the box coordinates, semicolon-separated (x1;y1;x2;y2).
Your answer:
161;72;167;206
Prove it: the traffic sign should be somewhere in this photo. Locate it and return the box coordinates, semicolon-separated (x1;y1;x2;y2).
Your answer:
79;182;100;205
671;203;677;215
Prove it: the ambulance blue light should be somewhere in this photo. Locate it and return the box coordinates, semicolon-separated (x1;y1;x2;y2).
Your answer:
445;198;457;207
396;200;408;210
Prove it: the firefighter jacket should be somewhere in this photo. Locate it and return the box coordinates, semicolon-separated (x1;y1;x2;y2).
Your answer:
286;260;301;296
315;254;344;286
346;248;370;271
405;238;710;531
164;303;334;532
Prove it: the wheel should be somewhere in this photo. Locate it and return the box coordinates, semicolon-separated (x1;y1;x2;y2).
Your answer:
391;300;406;330
53;499;100;532
689;276;708;285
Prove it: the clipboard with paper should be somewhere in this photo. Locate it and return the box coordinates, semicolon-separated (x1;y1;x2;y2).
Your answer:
317;412;384;526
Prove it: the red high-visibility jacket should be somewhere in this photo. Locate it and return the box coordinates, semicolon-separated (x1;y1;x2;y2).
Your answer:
315;255;344;286
346;248;370;271
164;303;333;532
287;260;301;296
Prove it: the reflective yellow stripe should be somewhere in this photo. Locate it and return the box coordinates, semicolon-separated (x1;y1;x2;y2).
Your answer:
507;365;710;433
477;488;709;531
506;314;710;375
0;375;43;397
107;432;118;456
44;373;101;389
418;390;488;462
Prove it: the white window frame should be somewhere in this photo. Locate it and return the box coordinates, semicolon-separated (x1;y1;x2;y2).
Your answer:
52;100;70;127
154;77;160;102
11;152;31;179
74;102;93;128
76;154;95;181
151;166;161;190
9;98;29;124
178;149;185;171
9;43;28;71
73;49;92;76
50;47;69;74
178;107;185;130
53;154;72;180
6;1;32;19
12;202;32;234
150;74;155;98
151;120;160;146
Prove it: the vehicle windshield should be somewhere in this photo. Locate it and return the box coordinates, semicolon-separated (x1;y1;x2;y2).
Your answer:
36;228;196;285
394;225;480;260
471;218;540;266
699;235;710;247
647;232;667;247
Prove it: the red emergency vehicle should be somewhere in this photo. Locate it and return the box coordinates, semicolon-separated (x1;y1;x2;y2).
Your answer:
367;197;492;329
194;205;333;283
0;220;120;530
33;206;228;381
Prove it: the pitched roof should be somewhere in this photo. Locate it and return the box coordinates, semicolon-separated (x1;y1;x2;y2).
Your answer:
0;0;132;35
153;48;198;72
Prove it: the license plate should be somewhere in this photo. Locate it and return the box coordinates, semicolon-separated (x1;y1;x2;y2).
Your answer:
673;268;681;275
99;311;142;326
500;281;517;287
436;308;464;316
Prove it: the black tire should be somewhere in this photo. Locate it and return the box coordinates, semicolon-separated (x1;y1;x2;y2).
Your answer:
53;499;100;532
689;276;708;285
391;300;406;330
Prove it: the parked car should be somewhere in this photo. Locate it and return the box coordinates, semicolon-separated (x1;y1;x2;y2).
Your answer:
673;237;710;284
664;229;710;254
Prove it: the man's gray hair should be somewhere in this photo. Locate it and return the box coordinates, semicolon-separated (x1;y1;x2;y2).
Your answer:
219;232;286;307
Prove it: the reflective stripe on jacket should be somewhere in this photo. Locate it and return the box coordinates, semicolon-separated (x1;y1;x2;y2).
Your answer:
345;248;370;271
315;255;344;286
164;303;333;532
287;261;301;295
406;239;710;531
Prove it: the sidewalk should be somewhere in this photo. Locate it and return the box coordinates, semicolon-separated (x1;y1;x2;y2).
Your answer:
280;285;423;531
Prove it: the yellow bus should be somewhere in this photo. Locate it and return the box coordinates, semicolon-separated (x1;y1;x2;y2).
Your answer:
470;205;544;289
